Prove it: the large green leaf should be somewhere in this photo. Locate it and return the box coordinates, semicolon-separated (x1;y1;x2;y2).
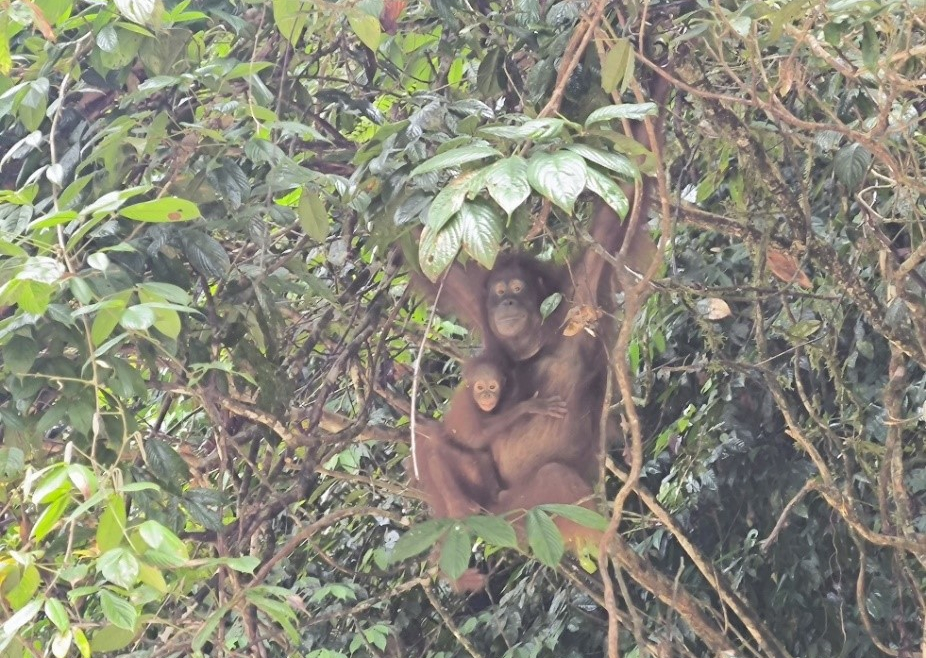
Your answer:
390;519;450;562
297;187;330;242
478;118;565;142
410;144;501;177
438;523;472;580
120;305;157;331
0;600;42;652
527;151;587;213
565;144;638;180
525;509;564;567
347;12;382;51
465;515;518;548
138;520;189;561
272;0;308;44
834;142;871;190
600;38;632;92
486;156;531;215
90;624;138;653
98;591;138;631
97;548;140;589
585;102;657;126
585;167;630;219
419;215;463;281
181;230;231;279
119;197;201;222
539;504;609;530
459;201;503;270
114;0;164;25
426;174;471;231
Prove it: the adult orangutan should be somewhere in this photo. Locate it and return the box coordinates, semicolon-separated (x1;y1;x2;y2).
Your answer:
411;79;668;540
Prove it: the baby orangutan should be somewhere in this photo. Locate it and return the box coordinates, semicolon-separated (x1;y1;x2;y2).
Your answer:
443;353;567;449
450;354;604;555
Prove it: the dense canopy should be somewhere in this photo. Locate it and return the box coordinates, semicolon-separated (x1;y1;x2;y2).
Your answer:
0;0;925;657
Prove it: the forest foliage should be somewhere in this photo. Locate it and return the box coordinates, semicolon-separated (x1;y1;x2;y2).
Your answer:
0;0;925;656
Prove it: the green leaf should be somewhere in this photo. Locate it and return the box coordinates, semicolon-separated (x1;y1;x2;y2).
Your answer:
600;38;632;92
410;144;501;177
390;519;450;562
218;555;260;573
90;624;138;653
565;144;638;180
119;197;200;222
19;79;48;131
32;464;71;504
525;58;555;104
0;600;42;649
120;305;157;331
99;590;138;631
729;15;751;36
87;252;110;271
67;464;98;498
347;13;382;51
0;23;10;76
786;319;822;339
426;175;470;231
182;230;231;279
13;280;52;315
486;156;530;215
28;210;79;231
539;504;609;530
246;592;300;642
152;307;182;338
226;62;273;79
51;630;72;658
96;496;127;553
527;151;586;213
17;256;65;283
3;335;37;373
138;563;168;593
585;167;630;219
91;300;128;346
834;142;871;190
81;186;150;218
0;238;27;258
459;201;503;270
540;292;562;319
526;509;564;567
438;524;472;580
114;0;164;26
476;47;504;96
44;598;69;632
98;548;140;589
585;102;657;126
138;520;189;561
137;282;191;305
478;118;565;142
191;603;231;651
464;515;518;548
419;215;464;282
32;493;69;541
0;446;25;480
273;0;308;44
6;564;40;610
297;188;330;242
861;22;879;70
74;627;91;658
144;437;190;488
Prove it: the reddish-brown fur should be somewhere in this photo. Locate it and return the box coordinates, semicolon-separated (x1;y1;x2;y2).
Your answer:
407;419;498;519
409;76;668;556
412;205;629;535
443;352;567;455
